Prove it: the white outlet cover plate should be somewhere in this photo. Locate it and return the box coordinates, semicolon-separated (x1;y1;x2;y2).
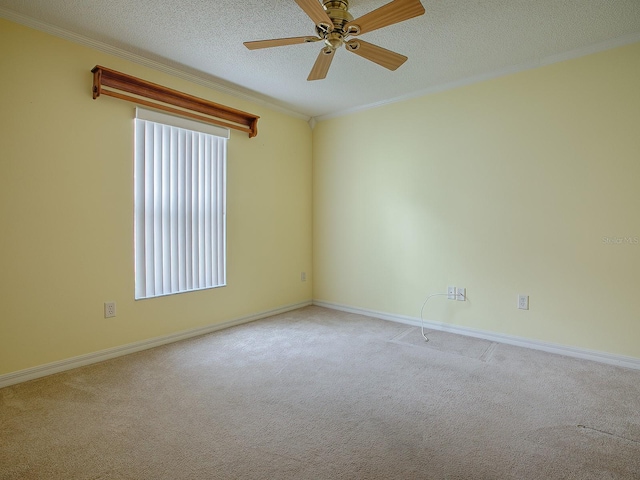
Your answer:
518;295;529;310
104;302;116;318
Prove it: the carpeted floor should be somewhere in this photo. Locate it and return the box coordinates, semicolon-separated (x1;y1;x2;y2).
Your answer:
1;306;639;479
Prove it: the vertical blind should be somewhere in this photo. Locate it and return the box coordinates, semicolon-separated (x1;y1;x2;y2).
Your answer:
134;108;228;299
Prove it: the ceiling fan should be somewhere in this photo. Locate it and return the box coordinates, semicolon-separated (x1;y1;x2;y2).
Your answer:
243;0;425;81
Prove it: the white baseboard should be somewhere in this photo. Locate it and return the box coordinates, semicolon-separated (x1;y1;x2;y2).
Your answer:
4;299;637;389
0;301;312;389
313;300;640;371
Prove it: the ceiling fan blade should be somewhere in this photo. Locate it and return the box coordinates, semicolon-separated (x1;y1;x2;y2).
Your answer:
345;0;425;36
244;36;321;50
295;0;334;31
345;39;407;70
308;47;336;81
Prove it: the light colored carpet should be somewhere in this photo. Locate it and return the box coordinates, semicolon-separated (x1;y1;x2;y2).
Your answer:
1;306;639;479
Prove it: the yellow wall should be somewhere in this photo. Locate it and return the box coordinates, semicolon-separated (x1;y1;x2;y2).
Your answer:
2;16;639;376
0;18;313;375
313;42;640;358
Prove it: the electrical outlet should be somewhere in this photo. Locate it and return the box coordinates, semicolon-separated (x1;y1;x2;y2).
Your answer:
104;302;116;318
518;295;529;310
300;272;307;282
447;286;456;300
456;287;466;301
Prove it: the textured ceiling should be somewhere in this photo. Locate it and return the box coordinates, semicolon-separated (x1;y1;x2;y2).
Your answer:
1;0;640;119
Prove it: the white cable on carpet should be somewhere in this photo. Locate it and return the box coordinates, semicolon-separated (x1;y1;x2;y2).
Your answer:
419;293;449;342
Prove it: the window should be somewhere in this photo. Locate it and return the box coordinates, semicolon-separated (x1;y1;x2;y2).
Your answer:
134;108;227;299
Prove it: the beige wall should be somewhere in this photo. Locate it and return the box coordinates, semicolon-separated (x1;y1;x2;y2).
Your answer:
313;42;640;358
0;19;313;375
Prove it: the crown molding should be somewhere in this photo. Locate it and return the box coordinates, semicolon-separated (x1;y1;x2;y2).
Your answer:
2;7;639;128
0;7;310;122
315;32;640;122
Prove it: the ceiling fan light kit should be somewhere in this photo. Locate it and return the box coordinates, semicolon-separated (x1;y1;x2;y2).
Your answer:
243;0;425;81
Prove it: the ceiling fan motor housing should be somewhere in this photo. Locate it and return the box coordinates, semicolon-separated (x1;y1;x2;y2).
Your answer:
318;0;353;50
323;1;353;31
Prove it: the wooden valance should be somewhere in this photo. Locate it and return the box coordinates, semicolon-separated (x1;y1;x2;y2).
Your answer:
91;65;259;138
